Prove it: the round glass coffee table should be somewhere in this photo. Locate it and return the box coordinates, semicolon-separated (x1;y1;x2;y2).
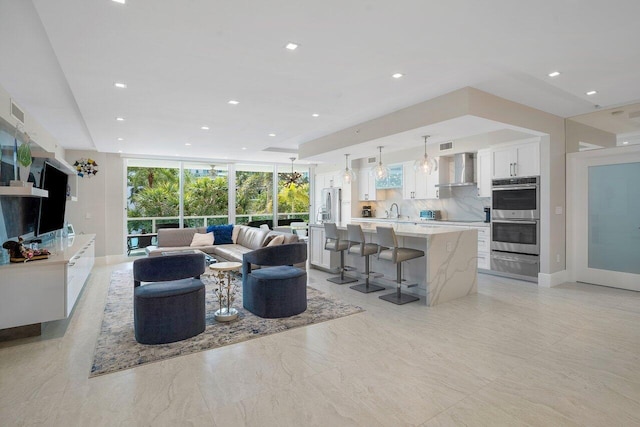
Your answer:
209;261;242;322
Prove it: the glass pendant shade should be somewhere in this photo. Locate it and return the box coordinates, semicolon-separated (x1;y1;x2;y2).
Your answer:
372;146;389;180
342;154;357;184
414;135;438;174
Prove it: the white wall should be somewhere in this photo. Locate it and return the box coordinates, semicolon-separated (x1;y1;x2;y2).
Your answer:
65;150;125;260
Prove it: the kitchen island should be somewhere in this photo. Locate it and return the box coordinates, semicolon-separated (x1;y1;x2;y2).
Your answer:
309;222;477;306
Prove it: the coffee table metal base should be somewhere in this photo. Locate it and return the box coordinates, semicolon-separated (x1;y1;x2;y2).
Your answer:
214;307;239;322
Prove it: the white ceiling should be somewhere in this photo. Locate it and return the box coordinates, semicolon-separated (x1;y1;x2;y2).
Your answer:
1;0;640;163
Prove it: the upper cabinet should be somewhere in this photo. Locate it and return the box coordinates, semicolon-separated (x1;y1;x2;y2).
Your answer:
402;161;428;200
357;168;384;201
491;139;540;179
476;148;491;197
375;164;403;190
426;157;450;199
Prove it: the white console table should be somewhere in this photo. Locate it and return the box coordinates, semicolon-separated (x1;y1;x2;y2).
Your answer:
0;234;95;334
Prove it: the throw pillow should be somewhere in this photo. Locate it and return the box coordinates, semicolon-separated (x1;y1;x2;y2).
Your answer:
190;232;214;247
206;224;234;245
232;225;241;243
266;234;284;246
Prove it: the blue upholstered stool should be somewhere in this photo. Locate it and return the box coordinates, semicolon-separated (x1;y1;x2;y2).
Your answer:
133;253;206;344
242;243;308;318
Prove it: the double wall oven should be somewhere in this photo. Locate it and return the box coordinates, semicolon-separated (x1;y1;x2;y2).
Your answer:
490;176;540;280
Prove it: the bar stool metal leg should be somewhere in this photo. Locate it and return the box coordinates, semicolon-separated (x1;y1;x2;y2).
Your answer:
350;253;385;293
379;263;419;304
327;250;357;284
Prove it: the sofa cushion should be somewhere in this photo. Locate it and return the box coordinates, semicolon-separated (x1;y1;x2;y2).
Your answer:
249;265;306;281
135;278;203;298
206;224;234;245
237;227;270;250
190;232;213;247
147;245;216;256
211;244;253;263
266;235;284;246
266;231;299;245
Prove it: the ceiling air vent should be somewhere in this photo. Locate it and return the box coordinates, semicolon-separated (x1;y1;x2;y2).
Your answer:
440;141;453;151
367;156;377;164
10;99;24;124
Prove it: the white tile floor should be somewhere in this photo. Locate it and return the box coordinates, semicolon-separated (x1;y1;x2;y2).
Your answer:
1;262;639;426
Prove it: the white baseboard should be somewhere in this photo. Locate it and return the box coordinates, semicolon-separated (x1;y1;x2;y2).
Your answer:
101;254;130;265
538;270;568;288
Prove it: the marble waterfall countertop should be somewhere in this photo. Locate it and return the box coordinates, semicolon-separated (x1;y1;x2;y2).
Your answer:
350;217;490;227
310;221;478;306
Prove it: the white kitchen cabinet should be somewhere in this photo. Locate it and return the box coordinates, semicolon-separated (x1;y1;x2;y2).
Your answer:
309;226;339;271
402;161;428;200
358;168;384;201
474;226;490;270
491;139;540;179
476;148;492;197
426;157;450;199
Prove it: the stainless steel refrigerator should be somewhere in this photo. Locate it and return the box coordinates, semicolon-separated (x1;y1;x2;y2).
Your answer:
318;187;341;223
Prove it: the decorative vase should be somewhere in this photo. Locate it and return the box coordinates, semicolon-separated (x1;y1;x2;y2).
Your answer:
19;164;31;182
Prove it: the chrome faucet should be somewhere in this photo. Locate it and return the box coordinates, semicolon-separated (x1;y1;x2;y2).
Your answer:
390;203;399;219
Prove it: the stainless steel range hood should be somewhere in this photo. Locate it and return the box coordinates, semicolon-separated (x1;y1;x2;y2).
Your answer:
436;153;477;187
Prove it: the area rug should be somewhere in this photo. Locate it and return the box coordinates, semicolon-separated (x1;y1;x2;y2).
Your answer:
90;270;364;377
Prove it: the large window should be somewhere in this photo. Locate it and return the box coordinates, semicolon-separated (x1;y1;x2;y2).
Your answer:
277;165;309;223
126;159;180;234
183;163;229;227
235;164;274;225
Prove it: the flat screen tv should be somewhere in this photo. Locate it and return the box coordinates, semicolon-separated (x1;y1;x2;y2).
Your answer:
37;162;69;236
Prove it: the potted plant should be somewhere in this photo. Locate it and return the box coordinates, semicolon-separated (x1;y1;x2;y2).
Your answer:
16;140;32;185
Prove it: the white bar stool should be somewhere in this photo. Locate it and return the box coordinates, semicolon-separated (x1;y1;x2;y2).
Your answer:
376;226;423;305
347;224;385;293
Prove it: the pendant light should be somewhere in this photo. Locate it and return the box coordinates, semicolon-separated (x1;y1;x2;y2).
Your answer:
341;154;356;184
283;157;303;188
414;135;438;174
372;146;389;180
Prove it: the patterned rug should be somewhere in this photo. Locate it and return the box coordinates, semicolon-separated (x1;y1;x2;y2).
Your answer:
90;270;364;377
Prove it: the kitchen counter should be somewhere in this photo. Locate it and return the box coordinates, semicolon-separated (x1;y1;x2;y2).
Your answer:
352;218;490;228
309;223;477;306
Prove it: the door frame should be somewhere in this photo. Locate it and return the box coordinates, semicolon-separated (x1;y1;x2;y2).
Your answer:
567;144;640;290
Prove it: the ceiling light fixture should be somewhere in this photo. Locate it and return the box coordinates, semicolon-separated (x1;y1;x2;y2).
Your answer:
312;113;319;117
341;154;356;184
118;150;123;153
392;73;404;79
285;42;299;50
201;126;209;130
548;71;561;77
185;143;191;146
112;0;125;4
586;90;598;96
268;133;276;137
283;157;303;188
242;147;247;150
372;146;389;180
623;141;629;145
117;137;123;141
228;100;239;105
414;135;438;174
114;82;127;88
116;117;124;121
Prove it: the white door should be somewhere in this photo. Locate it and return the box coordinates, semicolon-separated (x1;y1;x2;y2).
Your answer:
568;146;640;290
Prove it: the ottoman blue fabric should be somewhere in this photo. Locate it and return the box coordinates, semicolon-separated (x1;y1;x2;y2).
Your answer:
242;243;308;318
133;253;206;344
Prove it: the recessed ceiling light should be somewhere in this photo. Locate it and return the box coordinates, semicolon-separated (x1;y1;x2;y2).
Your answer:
623;141;629;145
268;133;276;137
242;147;247;150
114;82;127;88
285;42;299;50
548;71;561;77
228;100;239;105
116;117;124;121
392;73;404;79
117;137;123;141
112;0;125;4
586;90;598;96
185;143;191;146
201;126;209;130
312;113;319;117
118;150;123;153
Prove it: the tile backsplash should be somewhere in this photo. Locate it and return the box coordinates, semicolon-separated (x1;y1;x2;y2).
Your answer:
365;186;490;221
